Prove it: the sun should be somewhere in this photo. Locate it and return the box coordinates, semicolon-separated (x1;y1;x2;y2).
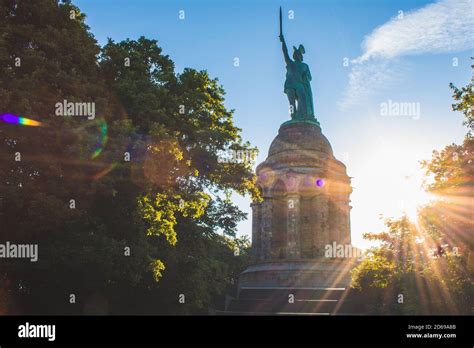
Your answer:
349;131;441;249
396;173;435;222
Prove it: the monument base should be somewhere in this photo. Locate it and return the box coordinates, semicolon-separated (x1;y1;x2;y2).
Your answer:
238;258;353;290
221;259;357;315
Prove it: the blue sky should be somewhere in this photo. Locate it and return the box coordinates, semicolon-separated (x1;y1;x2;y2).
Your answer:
75;0;473;248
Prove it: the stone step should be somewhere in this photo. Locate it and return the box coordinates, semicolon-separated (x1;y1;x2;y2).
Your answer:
215;310;331;316
238;287;345;301
227;297;339;314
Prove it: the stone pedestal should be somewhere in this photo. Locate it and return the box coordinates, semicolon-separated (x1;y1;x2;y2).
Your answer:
234;121;354;314
252;121;352;262
239;259;353;290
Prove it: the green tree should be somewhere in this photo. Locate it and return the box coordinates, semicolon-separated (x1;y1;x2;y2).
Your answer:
351;216;471;314
98;35;259;313
0;0;258;314
420;64;474;256
0;0;130;314
351;66;473;315
351;216;424;314
448;58;474;135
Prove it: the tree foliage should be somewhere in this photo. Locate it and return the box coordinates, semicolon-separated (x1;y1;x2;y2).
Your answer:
0;0;257;314
448;58;474;135
351;66;474;315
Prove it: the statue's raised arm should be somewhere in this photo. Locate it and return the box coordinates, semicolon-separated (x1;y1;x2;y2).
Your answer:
280;34;291;65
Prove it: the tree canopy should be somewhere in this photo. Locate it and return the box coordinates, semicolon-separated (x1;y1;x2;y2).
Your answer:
0;0;258;314
350;63;474;315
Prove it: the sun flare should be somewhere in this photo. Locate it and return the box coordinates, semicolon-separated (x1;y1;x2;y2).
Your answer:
349;131;441;249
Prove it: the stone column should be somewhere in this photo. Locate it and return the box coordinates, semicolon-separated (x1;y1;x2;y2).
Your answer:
340;202;351;245
251;202;262;257
335;201;344;244
261;199;273;260
332;199;350;245
286;195;300;259
312;194;329;257
328;200;339;245
299;197;313;258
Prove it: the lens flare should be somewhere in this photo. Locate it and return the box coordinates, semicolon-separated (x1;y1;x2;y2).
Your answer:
1;113;42;126
91;163;117;181
91;119;108;159
316;178;324;187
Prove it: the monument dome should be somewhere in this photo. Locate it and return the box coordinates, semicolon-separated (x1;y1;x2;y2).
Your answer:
268;121;333;158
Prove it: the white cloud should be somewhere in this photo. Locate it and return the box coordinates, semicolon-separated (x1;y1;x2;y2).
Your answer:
340;0;474;109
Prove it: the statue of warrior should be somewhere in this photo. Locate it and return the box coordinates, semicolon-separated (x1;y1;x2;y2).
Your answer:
279;34;315;120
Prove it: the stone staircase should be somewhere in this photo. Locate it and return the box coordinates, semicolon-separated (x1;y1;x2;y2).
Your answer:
219;286;351;315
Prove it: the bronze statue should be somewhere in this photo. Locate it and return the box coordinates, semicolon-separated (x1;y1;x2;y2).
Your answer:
279;7;315;121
